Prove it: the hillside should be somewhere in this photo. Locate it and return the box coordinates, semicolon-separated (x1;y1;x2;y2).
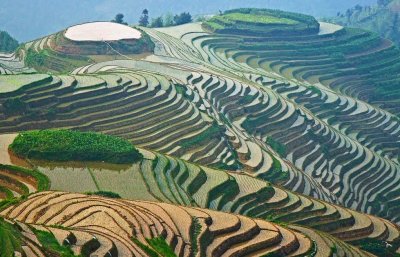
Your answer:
1;131;398;256
325;0;400;46
1;7;400;257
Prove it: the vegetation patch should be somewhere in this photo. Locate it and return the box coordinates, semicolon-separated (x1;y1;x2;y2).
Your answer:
25;49;47;67
358;238;400;257
86;191;121;198
33;228;81;257
9;129;143;164
259;156;289;184
180;123;222;150
266;137;287;157
0;31;19;52
132;236;177;257
146;237;177;257
0;218;23;257
203;8;319;36
0;164;50;191
218;12;298;25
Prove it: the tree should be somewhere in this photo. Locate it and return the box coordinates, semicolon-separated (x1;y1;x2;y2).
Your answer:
112;13;128;25
164;12;174;27
0;31;19;52
173;12;192;25
150;16;164;28
139;9;149;27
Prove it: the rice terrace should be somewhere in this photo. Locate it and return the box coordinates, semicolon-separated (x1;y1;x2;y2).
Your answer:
0;1;400;256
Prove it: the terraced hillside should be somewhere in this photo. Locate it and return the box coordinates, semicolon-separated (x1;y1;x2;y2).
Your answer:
2;131;400;256
1;7;400;257
0;191;378;257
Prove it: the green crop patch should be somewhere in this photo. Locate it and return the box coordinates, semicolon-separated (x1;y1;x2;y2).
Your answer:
9;129;143;164
0;218;23;257
33;229;82;257
219;13;298;25
203;8;319;36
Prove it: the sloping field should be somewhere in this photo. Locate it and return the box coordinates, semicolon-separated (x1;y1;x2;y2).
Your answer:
1;7;400;257
0;191;375;257
24;146;400;251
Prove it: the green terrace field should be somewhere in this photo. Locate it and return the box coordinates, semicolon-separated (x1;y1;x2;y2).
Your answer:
211;13;299;26
0;7;400;257
203;8;320;36
2;131;400;257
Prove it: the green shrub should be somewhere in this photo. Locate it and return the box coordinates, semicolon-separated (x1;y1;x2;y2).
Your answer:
86;191;121;198
25;49;47;67
146;237;177;257
9;129;143;164
190;218;202;256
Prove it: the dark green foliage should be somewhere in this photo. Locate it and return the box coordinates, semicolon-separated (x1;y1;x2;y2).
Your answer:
33;229;81;257
9;129;143;164
0;198;22;212
3;97;27;116
112;13;128;25
150;17;164;28
146;237;177;257
174;12;192;25
139;9;150;27
132;237;177;257
266;137;287;156
358;238;400;257
308;86;322;96
86;191;121;198
259;156;289;184
0;31;19;53
190;218;202;257
132;238;159;257
0;217;22;257
25;49;47;67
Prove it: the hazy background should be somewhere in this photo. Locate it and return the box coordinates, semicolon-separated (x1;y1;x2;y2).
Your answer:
0;0;377;42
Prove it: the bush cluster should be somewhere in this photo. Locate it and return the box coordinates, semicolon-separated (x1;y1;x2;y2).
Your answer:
9;129;143;164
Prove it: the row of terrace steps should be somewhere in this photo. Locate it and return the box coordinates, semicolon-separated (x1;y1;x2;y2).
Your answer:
1;191;316;257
